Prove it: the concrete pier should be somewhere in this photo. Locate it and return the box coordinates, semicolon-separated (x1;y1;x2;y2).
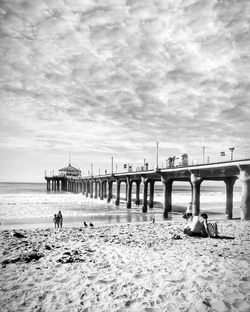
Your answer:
45;159;250;220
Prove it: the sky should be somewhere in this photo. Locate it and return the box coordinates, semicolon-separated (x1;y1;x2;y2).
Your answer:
0;0;250;182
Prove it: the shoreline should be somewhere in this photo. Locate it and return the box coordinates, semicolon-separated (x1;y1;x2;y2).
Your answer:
1;220;249;311
0;201;242;231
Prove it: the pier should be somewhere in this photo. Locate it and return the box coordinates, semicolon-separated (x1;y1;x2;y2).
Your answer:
45;159;250;220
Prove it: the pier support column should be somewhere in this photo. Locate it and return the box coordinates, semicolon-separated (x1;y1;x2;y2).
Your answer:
103;181;107;198
224;177;237;219
239;169;250;220
142;177;148;213
56;180;60;191
86;181;89;197
94;181;98;199
135;181;140;205
90;182;93;198
190;174;203;216
99;181;104;200
149;180;155;208
47;180;51;191
127;178;132;209
161;177;173;219
79;181;82;193
107;181;113;203
115;180;121;206
124;182;127;201
98;181;101;198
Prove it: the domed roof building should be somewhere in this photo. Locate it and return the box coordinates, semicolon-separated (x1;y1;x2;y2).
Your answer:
59;163;81;178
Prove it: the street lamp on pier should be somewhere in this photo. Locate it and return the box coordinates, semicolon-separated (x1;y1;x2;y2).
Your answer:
202;146;205;164
111;156;114;174
156;141;159;169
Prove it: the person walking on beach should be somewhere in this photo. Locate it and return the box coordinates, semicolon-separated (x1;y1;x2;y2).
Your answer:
58;211;63;228
53;214;59;228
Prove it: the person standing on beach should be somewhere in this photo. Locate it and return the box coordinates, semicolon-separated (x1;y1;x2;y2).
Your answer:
58;211;63;228
53;214;59;228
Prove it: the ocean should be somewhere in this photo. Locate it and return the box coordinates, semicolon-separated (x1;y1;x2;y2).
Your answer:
0;181;242;230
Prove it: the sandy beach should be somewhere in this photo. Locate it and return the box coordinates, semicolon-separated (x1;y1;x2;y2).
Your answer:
1;221;250;312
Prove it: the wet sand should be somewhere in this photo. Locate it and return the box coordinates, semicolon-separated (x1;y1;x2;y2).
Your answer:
0;221;250;312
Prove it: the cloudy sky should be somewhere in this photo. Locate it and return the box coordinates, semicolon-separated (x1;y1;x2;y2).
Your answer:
0;0;249;182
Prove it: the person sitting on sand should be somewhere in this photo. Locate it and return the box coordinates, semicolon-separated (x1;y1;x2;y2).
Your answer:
184;213;210;237
53;214;59;228
183;202;192;220
57;211;63;228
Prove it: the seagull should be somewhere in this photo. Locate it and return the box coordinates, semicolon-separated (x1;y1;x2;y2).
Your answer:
11;231;26;238
84;221;88;227
89;222;94;228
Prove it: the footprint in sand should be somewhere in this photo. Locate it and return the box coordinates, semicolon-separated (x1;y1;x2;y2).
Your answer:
96;278;117;285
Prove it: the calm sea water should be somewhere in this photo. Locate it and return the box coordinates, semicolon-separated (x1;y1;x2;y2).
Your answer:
0;182;242;229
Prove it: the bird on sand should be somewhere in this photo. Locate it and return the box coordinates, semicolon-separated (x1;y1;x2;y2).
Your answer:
89;222;94;228
84;221;88;227
11;231;26;238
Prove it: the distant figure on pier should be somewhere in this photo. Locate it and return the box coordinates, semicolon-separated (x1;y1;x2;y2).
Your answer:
53;214;59;228
168;156;176;168
58;211;63;228
84;221;88;227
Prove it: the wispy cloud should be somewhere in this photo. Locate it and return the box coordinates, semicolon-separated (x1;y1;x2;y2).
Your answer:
0;0;249;181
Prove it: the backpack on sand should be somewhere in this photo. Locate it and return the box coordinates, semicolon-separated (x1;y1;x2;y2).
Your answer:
208;222;218;237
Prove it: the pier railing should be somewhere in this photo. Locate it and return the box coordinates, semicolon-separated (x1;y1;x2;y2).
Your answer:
45;150;249;178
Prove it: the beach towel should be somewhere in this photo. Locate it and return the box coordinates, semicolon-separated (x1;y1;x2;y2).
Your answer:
208;222;218;237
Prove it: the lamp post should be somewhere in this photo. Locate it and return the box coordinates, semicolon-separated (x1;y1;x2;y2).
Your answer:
202;146;205;164
111;156;113;174
156;141;159;169
229;147;235;161
91;163;93;177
